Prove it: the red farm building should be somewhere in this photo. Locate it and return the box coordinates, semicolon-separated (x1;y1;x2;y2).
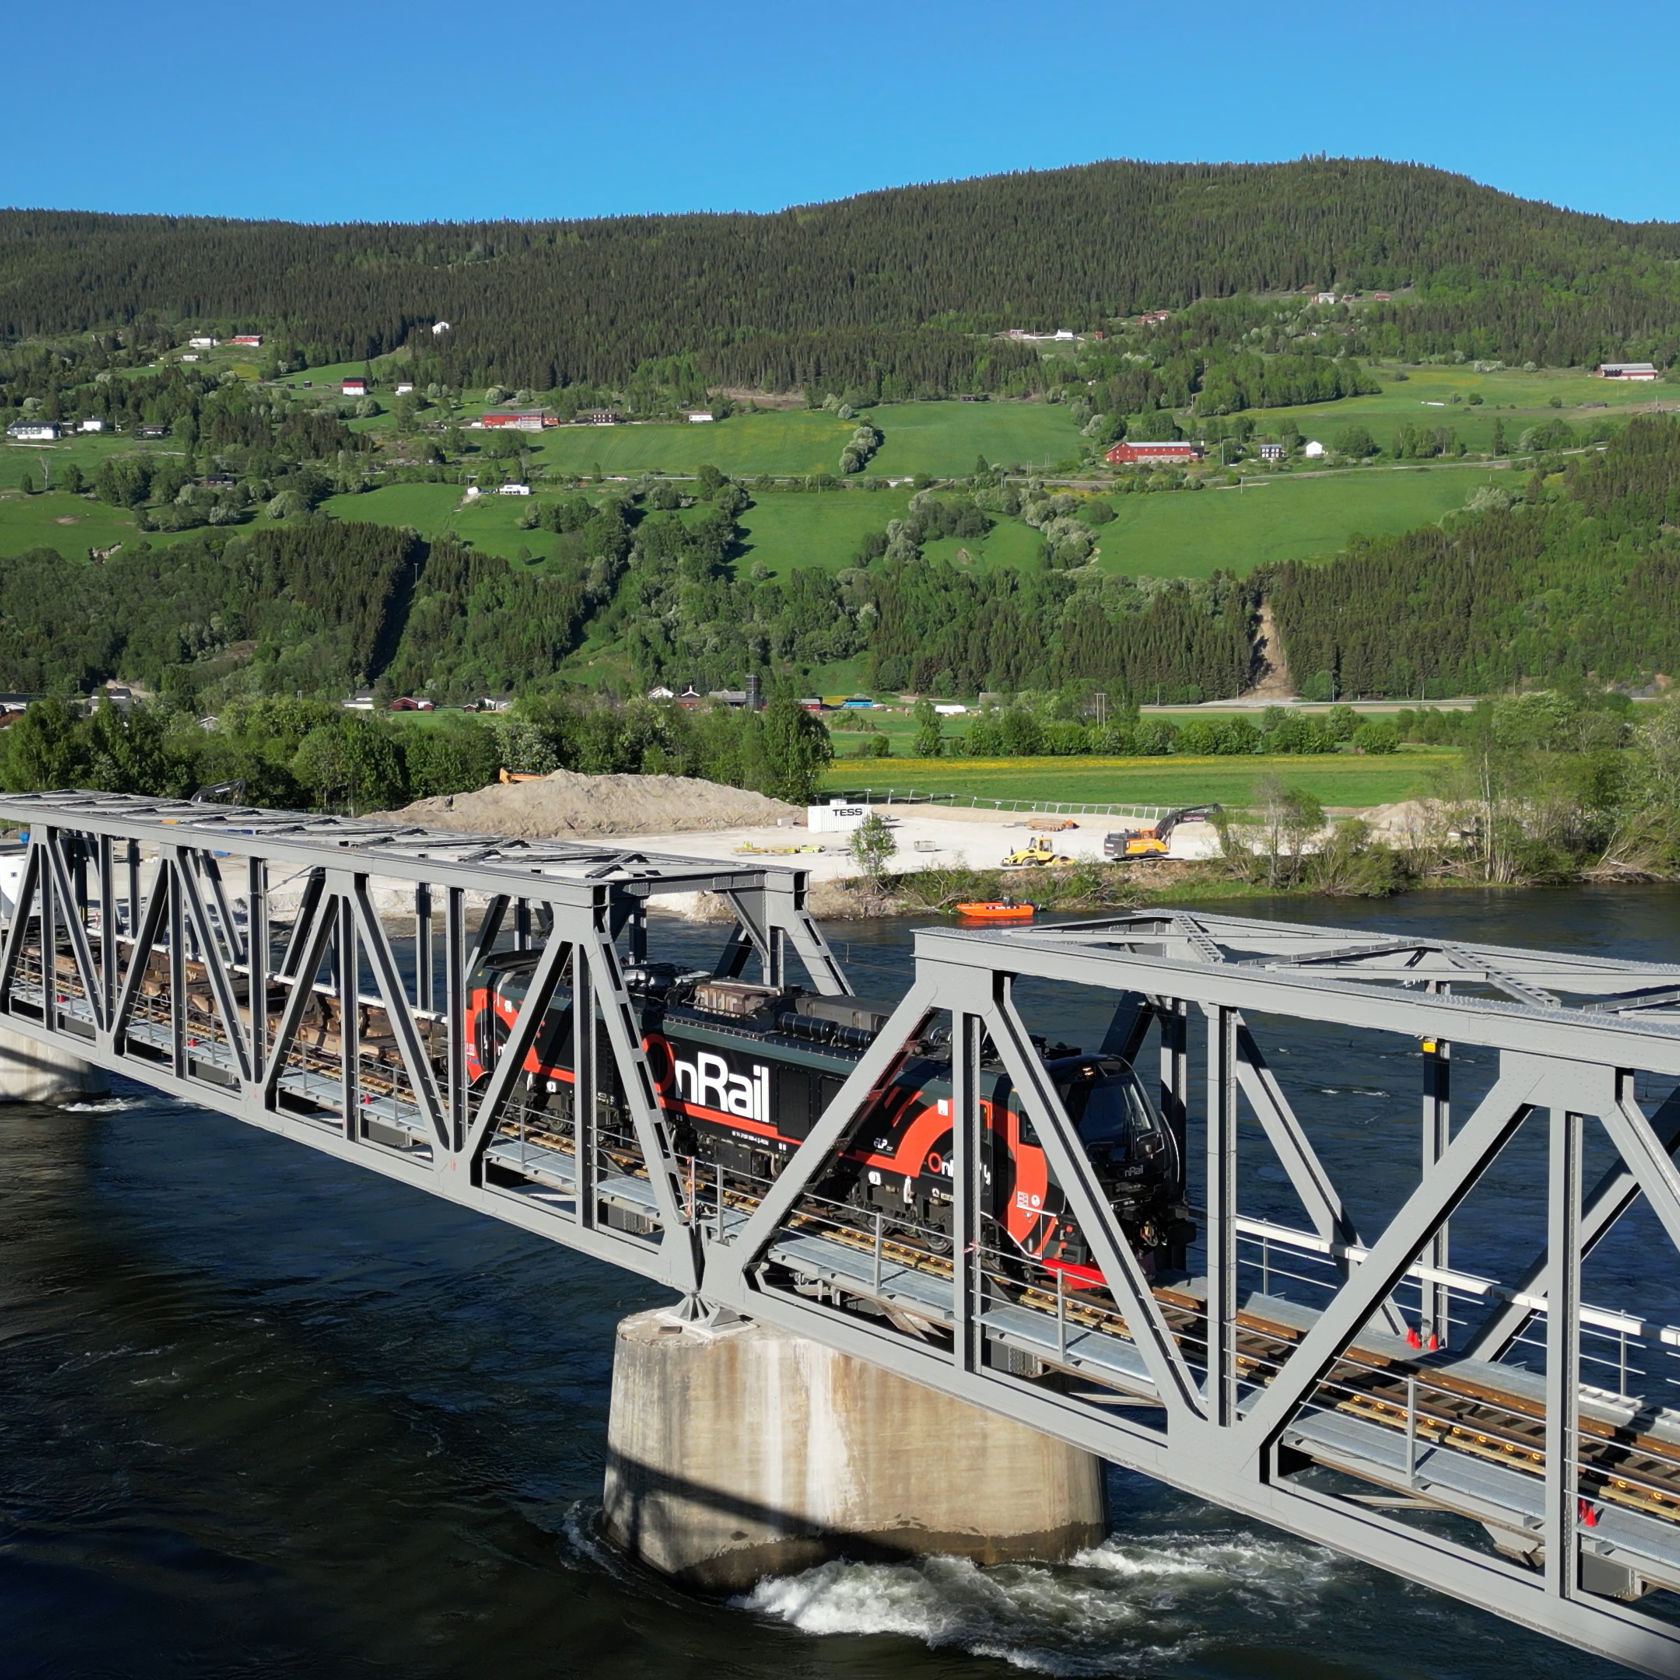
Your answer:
481;409;558;430
1105;440;1206;466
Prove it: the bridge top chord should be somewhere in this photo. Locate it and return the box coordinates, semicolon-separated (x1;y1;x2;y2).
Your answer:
0;788;805;901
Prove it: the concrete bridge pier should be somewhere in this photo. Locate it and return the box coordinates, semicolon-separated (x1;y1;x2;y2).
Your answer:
602;1306;1107;1592
0;1023;108;1104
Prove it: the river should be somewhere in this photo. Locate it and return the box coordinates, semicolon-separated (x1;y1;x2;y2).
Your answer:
2;887;1678;1678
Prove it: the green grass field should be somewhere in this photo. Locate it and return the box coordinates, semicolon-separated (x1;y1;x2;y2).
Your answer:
6;433;189;492
869;401;1081;477
0;488;199;557
319;483;580;564
441;399;1084;482
1094;462;1504;577
521;411;853;478
823;752;1454;810
735;488;912;575
1258;363;1671;454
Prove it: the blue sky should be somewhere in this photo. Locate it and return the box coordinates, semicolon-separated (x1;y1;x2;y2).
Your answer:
11;0;1679;225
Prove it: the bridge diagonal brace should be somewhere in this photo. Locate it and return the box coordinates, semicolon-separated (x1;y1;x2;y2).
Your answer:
349;878;448;1153
713;921;757;982
1233;1064;1545;1460
764;872;851;997
109;858;171;1050
276;867;326;980
262;888;339;1103
43;832;107;1036
708;978;941;1291
1233;1019;1409;1338
463;895;509;986
463;931;569;1169
716;889;775;982
1099;996;1153;1062
1599;1076;1680;1255
1465;1087;1680;1361
0;841;42;1008
196;852;245;969
578;916;697;1285
171;846;251;1084
989;984;1206;1427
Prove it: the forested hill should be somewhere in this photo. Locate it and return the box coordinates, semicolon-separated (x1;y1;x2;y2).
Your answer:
5;157;1680;389
1268;416;1680;698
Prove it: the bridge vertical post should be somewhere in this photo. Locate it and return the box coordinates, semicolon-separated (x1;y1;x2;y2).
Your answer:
38;828;56;1034
248;856;266;1075
124;838;140;960
1205;1003;1238;1425
337;889;358;1135
950;1000;982;1374
1545;1103;1583;1600
414;882;433;1011
97;834;115;1030
167;862;186;1080
574;942;597;1231
444;885;466;1155
1159;998;1189;1267
1422;1015;1452;1347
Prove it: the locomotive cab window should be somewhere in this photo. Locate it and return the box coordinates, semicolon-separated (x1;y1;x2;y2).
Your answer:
1060;1064;1169;1161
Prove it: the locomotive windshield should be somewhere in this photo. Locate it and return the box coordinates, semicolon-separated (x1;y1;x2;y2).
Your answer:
1060;1063;1170;1161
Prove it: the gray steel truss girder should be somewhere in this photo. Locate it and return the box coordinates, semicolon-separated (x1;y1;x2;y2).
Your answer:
7;804;1680;1675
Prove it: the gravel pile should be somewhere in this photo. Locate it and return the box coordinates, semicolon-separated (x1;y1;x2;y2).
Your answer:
380;770;801;840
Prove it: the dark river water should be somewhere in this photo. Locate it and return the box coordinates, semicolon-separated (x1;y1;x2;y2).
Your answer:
4;887;1680;1680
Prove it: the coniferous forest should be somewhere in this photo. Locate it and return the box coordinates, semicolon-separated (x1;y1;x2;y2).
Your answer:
6;157;1680;390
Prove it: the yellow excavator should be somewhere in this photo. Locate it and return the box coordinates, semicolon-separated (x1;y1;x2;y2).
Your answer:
1001;835;1074;869
1103;804;1221;861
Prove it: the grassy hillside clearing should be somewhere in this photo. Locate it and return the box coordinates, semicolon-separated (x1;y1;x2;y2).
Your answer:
868;401;1082;476
0;489;154;554
1093;462;1503;577
520;410;851;478
5;432;187;490
735;489;913;576
1256;362;1672;453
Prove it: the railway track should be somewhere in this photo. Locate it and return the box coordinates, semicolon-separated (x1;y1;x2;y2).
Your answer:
479;1097;1680;1537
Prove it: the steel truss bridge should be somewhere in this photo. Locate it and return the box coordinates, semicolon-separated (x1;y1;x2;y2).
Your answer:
3;791;1680;1675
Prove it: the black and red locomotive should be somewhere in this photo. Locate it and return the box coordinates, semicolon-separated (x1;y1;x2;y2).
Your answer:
467;954;1190;1282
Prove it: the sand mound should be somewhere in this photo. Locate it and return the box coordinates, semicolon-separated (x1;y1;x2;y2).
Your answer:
381;770;801;840
1360;798;1452;843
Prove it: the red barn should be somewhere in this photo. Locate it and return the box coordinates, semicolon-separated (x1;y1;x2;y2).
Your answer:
1105;440;1205;466
481;409;556;430
232;335;263;347
342;377;367;396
